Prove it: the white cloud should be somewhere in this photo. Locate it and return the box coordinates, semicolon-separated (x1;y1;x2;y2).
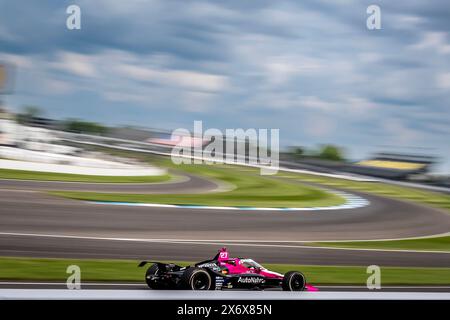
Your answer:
436;73;450;90
344;96;377;115
182;91;215;113
1;1;449;171
264;55;324;85
0;53;32;68
115;62;228;92
115;64;161;82
300;96;335;112
392;14;425;30
382;118;421;145
169;70;228;92
411;32;450;54
303;114;335;138
43;79;73;95
52;52;97;77
79;0;161;15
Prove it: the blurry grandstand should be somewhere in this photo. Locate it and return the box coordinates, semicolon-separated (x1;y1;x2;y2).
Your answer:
280;148;447;187
348;152;436;180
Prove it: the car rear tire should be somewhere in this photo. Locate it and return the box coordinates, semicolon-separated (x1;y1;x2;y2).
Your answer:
282;271;306;291
145;263;165;289
181;267;212;290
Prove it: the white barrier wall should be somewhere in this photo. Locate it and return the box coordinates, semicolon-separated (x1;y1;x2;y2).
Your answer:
0;147;166;176
0;158;166;176
0;119;16;145
0;122;167;177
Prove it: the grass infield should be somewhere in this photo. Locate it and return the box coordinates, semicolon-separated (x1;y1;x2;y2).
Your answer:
277;171;450;212
0;257;449;285
50;164;346;208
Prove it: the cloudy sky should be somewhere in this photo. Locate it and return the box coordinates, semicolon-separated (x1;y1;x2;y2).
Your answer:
0;0;449;172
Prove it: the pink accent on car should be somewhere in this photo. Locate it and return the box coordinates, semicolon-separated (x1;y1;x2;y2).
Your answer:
217;247;229;262
305;284;319;291
215;248;318;290
259;269;284;278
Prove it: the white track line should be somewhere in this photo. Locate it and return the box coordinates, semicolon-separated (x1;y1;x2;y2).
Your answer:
309;232;450;242
0;232;448;254
2;230;449;243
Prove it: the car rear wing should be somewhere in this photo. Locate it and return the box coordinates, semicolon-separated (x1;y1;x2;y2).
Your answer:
138;261;184;270
138;261;162;267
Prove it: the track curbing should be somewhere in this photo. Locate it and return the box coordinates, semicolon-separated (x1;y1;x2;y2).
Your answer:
90;190;369;212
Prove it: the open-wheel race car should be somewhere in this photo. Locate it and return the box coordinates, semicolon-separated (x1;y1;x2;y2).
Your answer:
138;247;317;291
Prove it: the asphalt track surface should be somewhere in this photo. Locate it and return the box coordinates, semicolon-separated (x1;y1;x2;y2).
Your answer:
1;282;450;293
0;173;450;268
0;173;220;193
1;287;450;299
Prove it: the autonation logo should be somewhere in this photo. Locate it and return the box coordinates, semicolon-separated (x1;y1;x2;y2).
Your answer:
237;277;265;284
170;121;279;175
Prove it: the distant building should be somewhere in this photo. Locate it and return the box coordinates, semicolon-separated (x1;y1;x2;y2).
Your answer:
0;106;18;146
0;106;68;152
348;152;436;179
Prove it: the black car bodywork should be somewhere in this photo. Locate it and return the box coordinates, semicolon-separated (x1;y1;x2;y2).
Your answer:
138;253;306;291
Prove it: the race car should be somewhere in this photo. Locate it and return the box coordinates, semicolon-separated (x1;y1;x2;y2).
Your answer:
138;247;317;291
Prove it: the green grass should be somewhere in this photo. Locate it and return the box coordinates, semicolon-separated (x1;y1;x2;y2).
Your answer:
0;168;171;183
34;146;450;249
277;171;450;212
312;236;450;252
50;164;345;208
273;171;450;252
71;144;450;211
0;257;449;285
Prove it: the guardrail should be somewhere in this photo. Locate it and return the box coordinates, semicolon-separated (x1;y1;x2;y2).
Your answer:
59;132;377;182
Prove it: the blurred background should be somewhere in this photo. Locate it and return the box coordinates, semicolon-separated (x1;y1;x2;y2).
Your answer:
0;0;449;185
0;0;449;291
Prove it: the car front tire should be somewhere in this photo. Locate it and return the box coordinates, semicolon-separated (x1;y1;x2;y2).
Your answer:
282;271;306;291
